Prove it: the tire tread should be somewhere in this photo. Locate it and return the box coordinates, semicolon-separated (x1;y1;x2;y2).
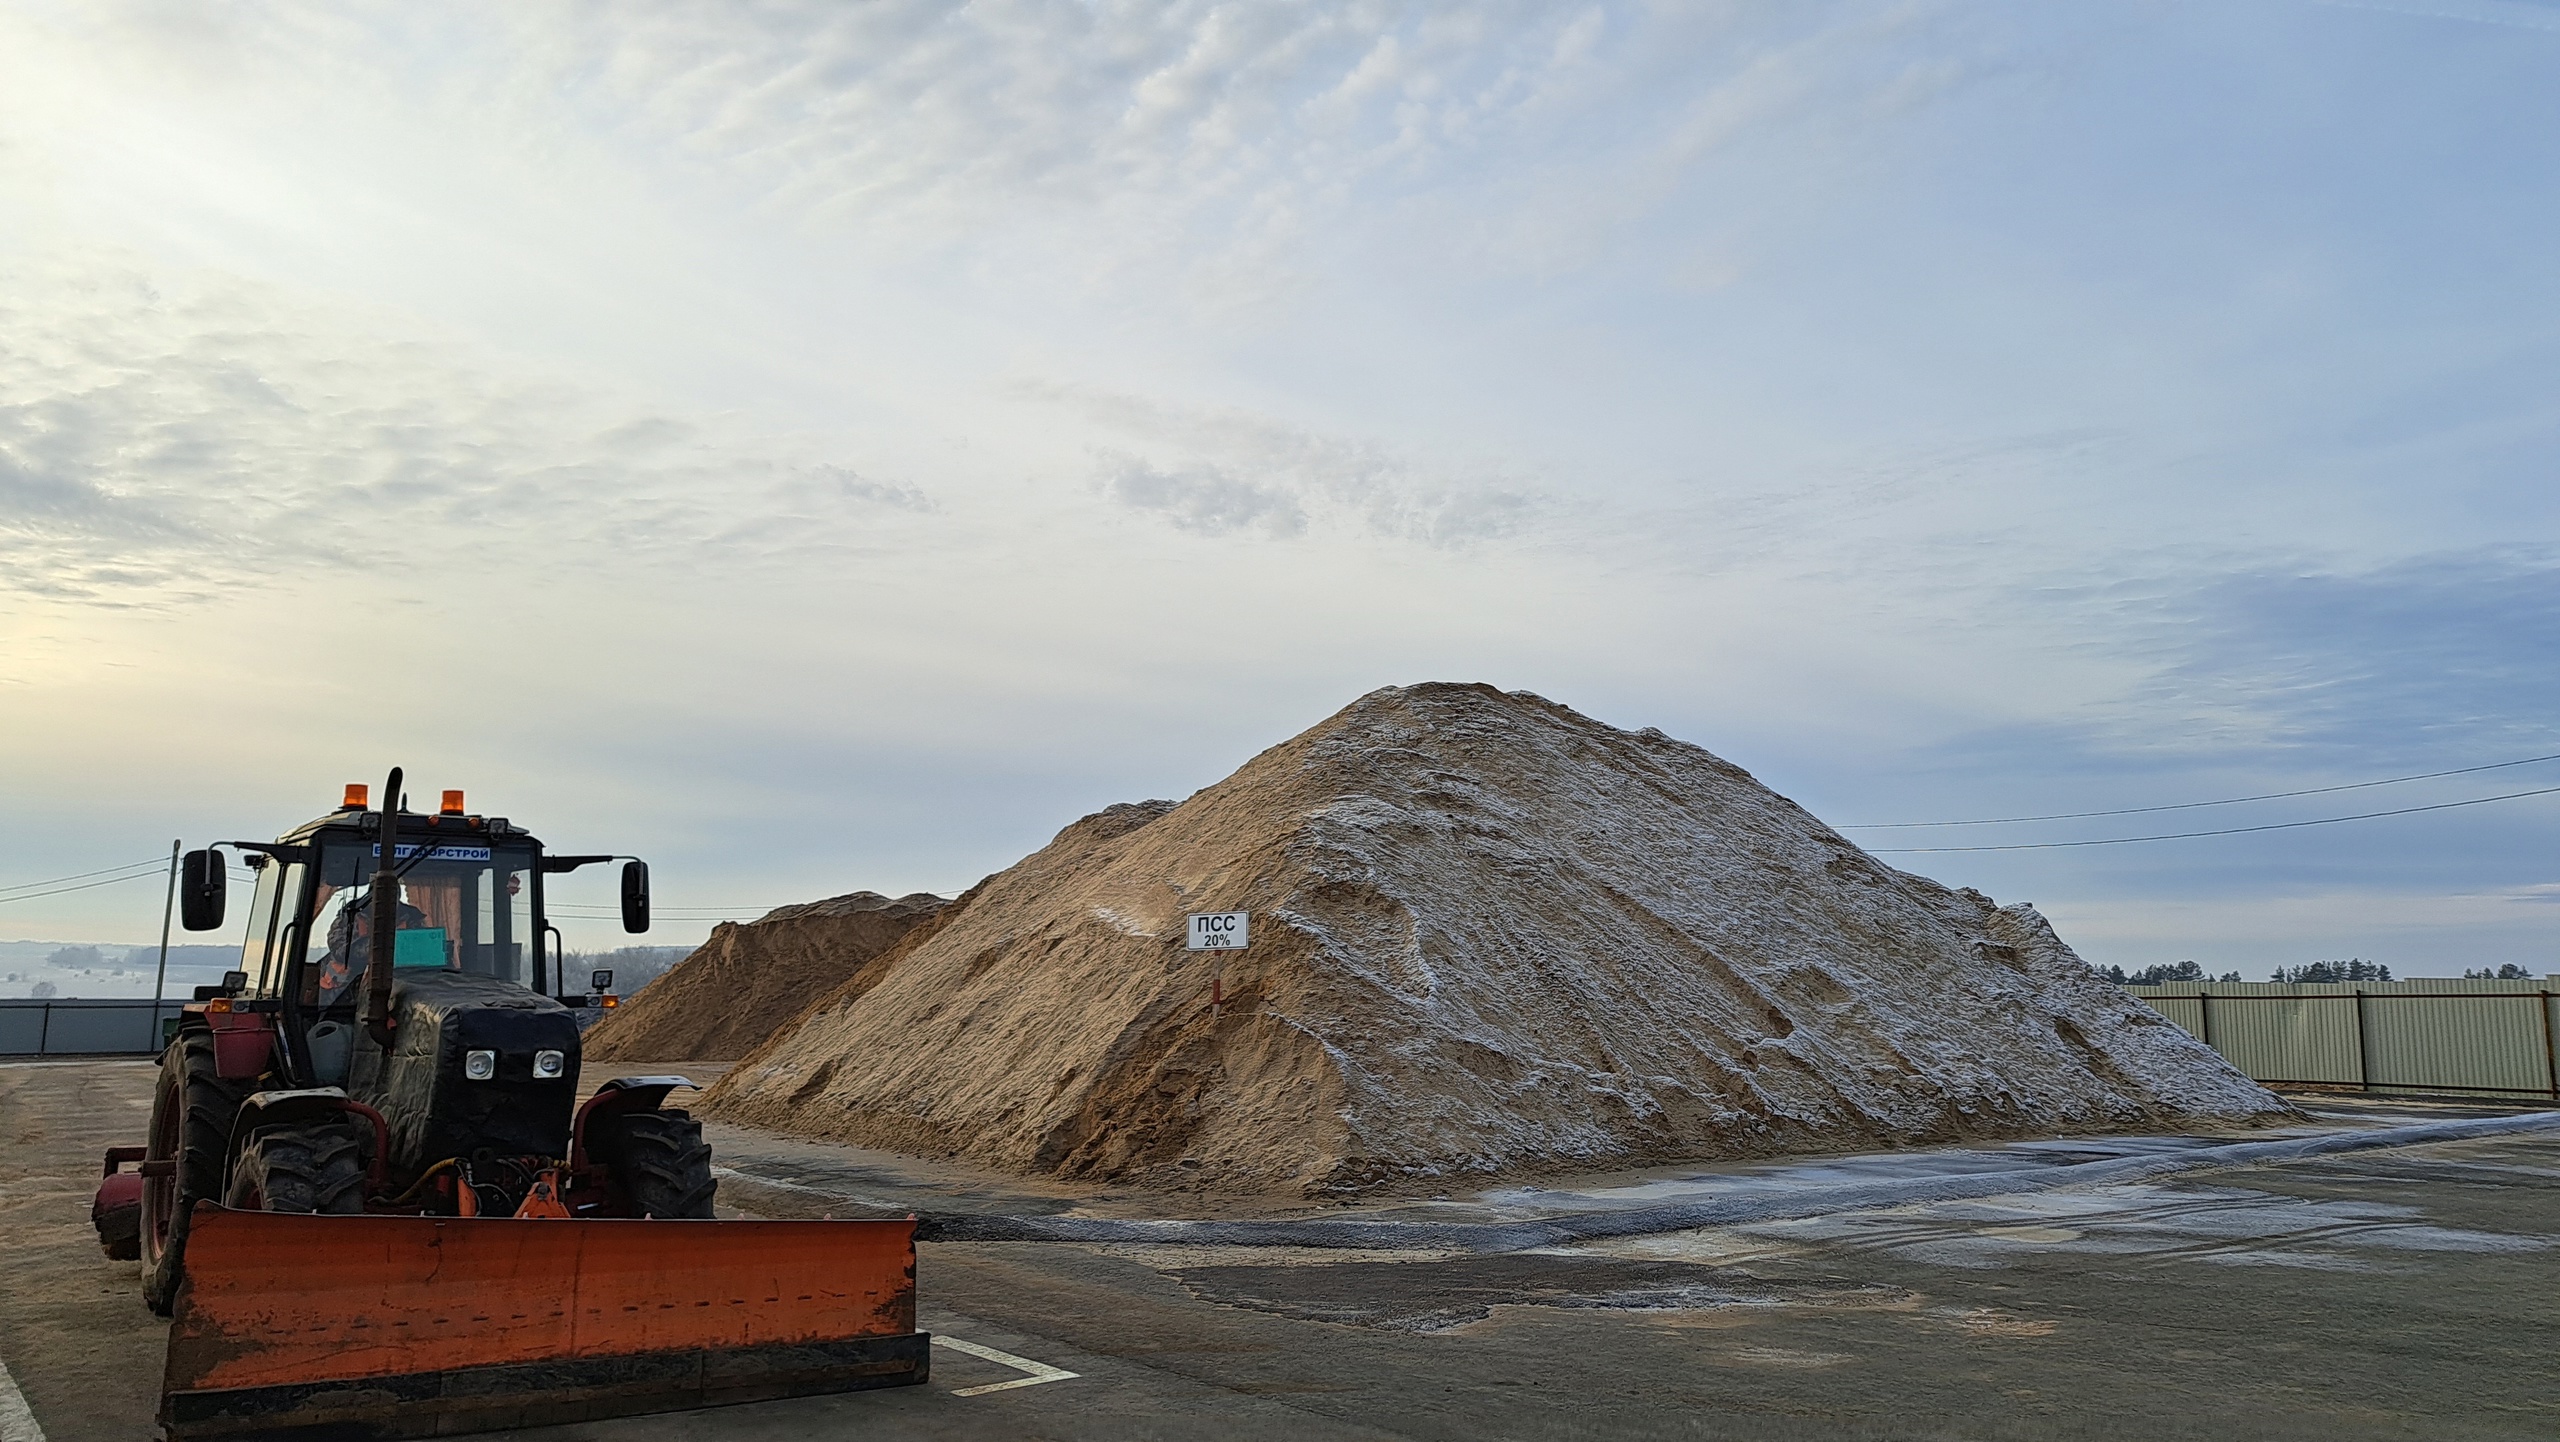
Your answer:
140;1033;248;1315
601;1110;717;1218
227;1122;368;1215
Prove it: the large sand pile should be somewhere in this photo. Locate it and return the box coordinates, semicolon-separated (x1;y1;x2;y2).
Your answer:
705;684;2282;1194
582;891;947;1062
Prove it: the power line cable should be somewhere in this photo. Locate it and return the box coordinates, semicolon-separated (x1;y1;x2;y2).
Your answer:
1840;750;2560;828
0;857;169;896
1869;783;2560;853
545;906;773;922
545;903;780;911
547;906;781;918
0;864;171;900
0;870;170;905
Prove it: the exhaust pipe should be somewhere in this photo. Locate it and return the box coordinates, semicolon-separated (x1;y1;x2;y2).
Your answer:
363;766;402;1051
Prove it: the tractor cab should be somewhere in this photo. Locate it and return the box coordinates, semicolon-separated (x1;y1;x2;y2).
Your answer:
208;784;631;1088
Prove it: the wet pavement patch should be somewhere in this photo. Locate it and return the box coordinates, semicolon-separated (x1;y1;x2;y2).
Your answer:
1170;1254;1910;1333
1672;1178;2558;1273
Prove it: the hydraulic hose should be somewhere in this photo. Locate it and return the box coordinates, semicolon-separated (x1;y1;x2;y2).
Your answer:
379;1157;462;1209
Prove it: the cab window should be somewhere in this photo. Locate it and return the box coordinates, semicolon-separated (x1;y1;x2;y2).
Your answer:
238;855;311;999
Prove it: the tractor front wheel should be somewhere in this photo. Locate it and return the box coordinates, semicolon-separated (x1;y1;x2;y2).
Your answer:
139;1032;246;1316
225;1121;369;1215
596;1109;717;1218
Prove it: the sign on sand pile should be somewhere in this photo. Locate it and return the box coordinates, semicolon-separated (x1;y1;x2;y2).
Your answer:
703;684;2284;1195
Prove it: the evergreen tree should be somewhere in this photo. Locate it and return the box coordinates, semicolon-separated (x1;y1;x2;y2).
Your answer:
2125;961;2207;985
2271;960;2391;983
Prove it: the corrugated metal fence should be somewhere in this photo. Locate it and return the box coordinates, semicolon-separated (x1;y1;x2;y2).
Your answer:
2127;979;2560;1100
16;985;2557;1094
0;999;176;1057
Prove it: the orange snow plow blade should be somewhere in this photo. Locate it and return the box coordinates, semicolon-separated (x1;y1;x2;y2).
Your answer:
161;1207;927;1439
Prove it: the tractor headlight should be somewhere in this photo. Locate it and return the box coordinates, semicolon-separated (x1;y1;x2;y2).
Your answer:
464;1048;497;1081
532;1049;565;1079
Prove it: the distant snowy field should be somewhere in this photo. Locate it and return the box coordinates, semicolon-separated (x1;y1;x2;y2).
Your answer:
0;941;692;1000
0;940;239;1000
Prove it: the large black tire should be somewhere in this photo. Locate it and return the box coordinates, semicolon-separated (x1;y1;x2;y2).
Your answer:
597;1109;717;1218
139;1033;247;1316
224;1120;369;1215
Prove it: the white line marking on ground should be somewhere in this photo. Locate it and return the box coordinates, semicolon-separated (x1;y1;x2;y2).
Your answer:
0;1356;49;1442
933;1335;1080;1396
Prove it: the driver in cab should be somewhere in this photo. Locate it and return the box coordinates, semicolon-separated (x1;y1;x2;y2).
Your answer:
309;882;431;1010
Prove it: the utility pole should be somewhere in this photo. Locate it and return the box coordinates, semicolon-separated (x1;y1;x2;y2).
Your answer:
150;839;178;1050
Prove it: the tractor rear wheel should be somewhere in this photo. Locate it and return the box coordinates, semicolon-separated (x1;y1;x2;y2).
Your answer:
140;1032;246;1316
225;1120;369;1215
598;1109;717;1218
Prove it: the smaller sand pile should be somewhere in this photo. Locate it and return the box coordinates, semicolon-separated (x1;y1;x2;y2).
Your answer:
581;891;947;1061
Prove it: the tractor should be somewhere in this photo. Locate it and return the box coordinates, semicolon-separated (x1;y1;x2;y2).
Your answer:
91;770;926;1439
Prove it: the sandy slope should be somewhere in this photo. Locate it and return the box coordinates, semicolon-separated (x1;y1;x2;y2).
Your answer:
705;684;2283;1195
581;891;946;1062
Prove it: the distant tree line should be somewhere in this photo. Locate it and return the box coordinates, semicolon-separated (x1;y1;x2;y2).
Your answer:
2093;958;2544;985
23;945;239;974
127;945;241;971
7;944;685;1001
2094;961;2243;985
562;945;694;996
2269;960;2391;983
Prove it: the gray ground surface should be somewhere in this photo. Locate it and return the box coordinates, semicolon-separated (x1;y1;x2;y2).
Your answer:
4;1058;2555;1441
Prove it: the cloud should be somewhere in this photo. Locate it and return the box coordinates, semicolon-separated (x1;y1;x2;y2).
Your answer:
0;254;941;603
2130;548;2560;757
72;2;1990;310
1809;544;2560;805
792;466;932;514
2301;0;2560;33
751;464;935;529
1100;461;1300;537
1039;382;1541;546
0;470;209;604
5;0;2558;974
1107;457;1306;538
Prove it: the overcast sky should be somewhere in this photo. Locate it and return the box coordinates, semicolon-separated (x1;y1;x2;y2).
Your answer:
4;0;2556;975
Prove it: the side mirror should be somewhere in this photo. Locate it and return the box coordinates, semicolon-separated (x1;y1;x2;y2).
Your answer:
590;968;614;993
180;850;226;931
619;861;649;934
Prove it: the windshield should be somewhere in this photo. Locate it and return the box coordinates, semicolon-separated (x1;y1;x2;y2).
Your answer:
304;835;539;1007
